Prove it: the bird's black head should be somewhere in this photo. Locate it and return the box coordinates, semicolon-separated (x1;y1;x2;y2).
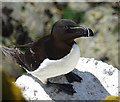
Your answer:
51;19;94;44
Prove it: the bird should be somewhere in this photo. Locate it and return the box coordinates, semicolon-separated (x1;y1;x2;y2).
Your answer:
1;19;94;95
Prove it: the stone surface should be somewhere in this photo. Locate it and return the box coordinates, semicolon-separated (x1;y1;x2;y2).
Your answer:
15;57;119;100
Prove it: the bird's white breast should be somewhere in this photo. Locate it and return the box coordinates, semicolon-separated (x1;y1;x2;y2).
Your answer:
27;43;80;84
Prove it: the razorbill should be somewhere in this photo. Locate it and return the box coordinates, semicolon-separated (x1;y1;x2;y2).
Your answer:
1;19;94;95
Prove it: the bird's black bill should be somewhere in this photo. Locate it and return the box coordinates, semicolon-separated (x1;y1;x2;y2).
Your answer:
69;26;94;37
85;28;94;37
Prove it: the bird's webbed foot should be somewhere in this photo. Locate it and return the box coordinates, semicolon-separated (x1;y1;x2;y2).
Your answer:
65;72;82;83
47;81;76;95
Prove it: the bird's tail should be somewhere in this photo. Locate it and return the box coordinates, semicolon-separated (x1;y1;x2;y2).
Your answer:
0;46;28;70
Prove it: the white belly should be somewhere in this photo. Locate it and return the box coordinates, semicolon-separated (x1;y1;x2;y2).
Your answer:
27;43;80;84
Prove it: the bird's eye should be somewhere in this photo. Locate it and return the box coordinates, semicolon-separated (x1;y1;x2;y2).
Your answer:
64;26;68;30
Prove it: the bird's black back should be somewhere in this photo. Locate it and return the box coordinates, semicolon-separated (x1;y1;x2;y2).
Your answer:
24;35;74;71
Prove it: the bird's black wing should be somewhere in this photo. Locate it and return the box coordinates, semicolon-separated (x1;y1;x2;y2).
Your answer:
24;36;50;71
0;46;28;70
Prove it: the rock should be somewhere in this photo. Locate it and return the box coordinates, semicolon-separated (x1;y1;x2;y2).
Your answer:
68;2;90;11
15;57;119;100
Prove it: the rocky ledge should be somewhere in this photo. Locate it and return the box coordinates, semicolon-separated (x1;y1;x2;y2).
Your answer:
15;57;119;100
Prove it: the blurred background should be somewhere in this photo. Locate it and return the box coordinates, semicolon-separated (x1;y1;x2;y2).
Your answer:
0;2;119;100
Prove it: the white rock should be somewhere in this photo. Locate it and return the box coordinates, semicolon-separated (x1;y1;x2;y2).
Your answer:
15;74;52;100
15;57;119;100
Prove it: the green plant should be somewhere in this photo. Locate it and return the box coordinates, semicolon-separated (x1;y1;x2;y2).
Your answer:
62;7;85;24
